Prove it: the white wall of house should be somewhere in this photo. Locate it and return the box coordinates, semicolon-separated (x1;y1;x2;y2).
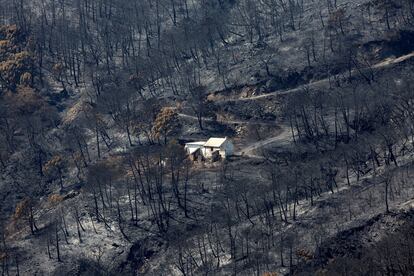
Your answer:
204;141;234;159
203;146;217;158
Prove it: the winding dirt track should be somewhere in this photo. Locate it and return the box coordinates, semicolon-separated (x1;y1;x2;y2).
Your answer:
238;125;292;155
216;52;414;103
178;113;275;126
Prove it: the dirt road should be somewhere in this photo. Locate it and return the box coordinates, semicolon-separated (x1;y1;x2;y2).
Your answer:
178;113;276;126
216;52;414;103
238;124;293;156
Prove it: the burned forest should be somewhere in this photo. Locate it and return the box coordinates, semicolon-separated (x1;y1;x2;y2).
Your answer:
1;0;414;275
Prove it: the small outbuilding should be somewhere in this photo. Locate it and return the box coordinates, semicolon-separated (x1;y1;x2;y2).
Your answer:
184;141;206;162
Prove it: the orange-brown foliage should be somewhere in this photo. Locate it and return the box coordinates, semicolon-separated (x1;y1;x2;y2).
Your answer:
13;198;30;220
296;249;314;260
48;194;64;205
262;272;278;276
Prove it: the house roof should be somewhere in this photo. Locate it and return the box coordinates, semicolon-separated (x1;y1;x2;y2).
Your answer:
204;137;228;148
185;141;206;147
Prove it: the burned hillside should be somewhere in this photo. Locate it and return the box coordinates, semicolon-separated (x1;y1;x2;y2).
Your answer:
1;0;414;275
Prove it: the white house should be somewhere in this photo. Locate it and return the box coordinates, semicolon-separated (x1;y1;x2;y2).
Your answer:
184;137;234;161
203;137;234;159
